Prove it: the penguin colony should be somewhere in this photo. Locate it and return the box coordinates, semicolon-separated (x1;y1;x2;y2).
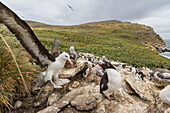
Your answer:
79;54;122;100
78;53;170;102
36;46;170;101
0;2;169;102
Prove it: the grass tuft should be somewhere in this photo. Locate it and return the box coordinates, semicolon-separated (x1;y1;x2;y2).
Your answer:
0;26;42;112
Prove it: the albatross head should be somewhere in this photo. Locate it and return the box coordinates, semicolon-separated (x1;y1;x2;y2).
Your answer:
60;52;73;66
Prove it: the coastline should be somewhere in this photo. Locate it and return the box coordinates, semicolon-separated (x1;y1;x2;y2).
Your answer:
161;38;170;59
160;52;170;59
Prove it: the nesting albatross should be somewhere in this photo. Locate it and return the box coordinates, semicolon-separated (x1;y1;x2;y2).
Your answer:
0;2;73;88
69;46;78;60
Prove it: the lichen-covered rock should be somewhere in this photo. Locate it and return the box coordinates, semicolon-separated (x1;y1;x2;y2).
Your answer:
37;106;60;113
125;75;154;102
165;108;170;113
122;82;135;95
59;58;87;78
86;74;101;85
72;81;79;88
71;93;97;111
38;83;99;113
12;52;170;113
34;78;69;107
95;88;146;113
152;75;170;87
34;82;54;107
47;92;61;106
38;87;83;113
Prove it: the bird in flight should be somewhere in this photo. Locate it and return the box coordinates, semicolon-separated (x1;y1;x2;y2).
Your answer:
66;3;74;11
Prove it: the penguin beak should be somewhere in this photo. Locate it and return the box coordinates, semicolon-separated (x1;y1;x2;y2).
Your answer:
68;58;73;66
98;63;102;66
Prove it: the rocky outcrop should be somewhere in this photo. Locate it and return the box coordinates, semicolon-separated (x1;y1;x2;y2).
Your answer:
71;93;97;111
132;26;169;53
17;53;170;113
36;53;170;113
156;46;170;53
125;75;154;102
38;83;150;113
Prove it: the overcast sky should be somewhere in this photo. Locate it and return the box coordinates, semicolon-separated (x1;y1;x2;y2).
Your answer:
1;0;170;40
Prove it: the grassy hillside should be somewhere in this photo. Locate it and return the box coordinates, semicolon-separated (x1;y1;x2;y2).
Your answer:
27;20;170;69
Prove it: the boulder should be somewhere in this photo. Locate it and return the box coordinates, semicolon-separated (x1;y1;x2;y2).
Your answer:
71;93;97;111
38;83;99;113
47;92;61;106
38;87;83;113
156;46;169;53
72;81;80;88
152;76;170;87
95;88;147;113
34;78;70;107
122;82;135;95
125;75;154;102
165;108;170;113
59;58;87;78
34;82;54;107
38;82;150;113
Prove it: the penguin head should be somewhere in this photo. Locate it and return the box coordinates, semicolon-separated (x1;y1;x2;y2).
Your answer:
97;60;104;66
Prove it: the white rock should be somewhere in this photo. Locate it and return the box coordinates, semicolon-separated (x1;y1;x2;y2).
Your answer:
72;81;79;88
47;92;61;106
159;85;170;105
14;100;22;109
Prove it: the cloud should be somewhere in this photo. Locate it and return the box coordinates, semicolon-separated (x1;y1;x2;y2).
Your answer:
1;0;170;39
132;4;170;39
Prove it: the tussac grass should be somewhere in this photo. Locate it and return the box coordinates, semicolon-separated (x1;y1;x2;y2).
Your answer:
0;26;42;112
28;20;170;69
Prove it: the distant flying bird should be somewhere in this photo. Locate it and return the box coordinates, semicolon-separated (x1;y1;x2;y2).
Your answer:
66;3;73;11
0;2;73;88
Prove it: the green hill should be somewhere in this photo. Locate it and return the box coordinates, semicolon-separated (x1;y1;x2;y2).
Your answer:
26;20;169;69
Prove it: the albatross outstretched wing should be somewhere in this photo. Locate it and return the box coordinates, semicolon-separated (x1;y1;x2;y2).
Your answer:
0;2;55;67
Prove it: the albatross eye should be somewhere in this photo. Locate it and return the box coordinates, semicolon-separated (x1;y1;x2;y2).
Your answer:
65;55;68;57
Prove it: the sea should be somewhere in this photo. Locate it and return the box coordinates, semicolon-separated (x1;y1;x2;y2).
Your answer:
161;38;170;59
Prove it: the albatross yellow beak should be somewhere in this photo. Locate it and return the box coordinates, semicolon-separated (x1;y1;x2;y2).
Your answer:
68;58;73;66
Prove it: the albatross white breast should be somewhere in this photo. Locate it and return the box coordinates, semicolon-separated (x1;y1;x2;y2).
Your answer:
45;52;73;88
